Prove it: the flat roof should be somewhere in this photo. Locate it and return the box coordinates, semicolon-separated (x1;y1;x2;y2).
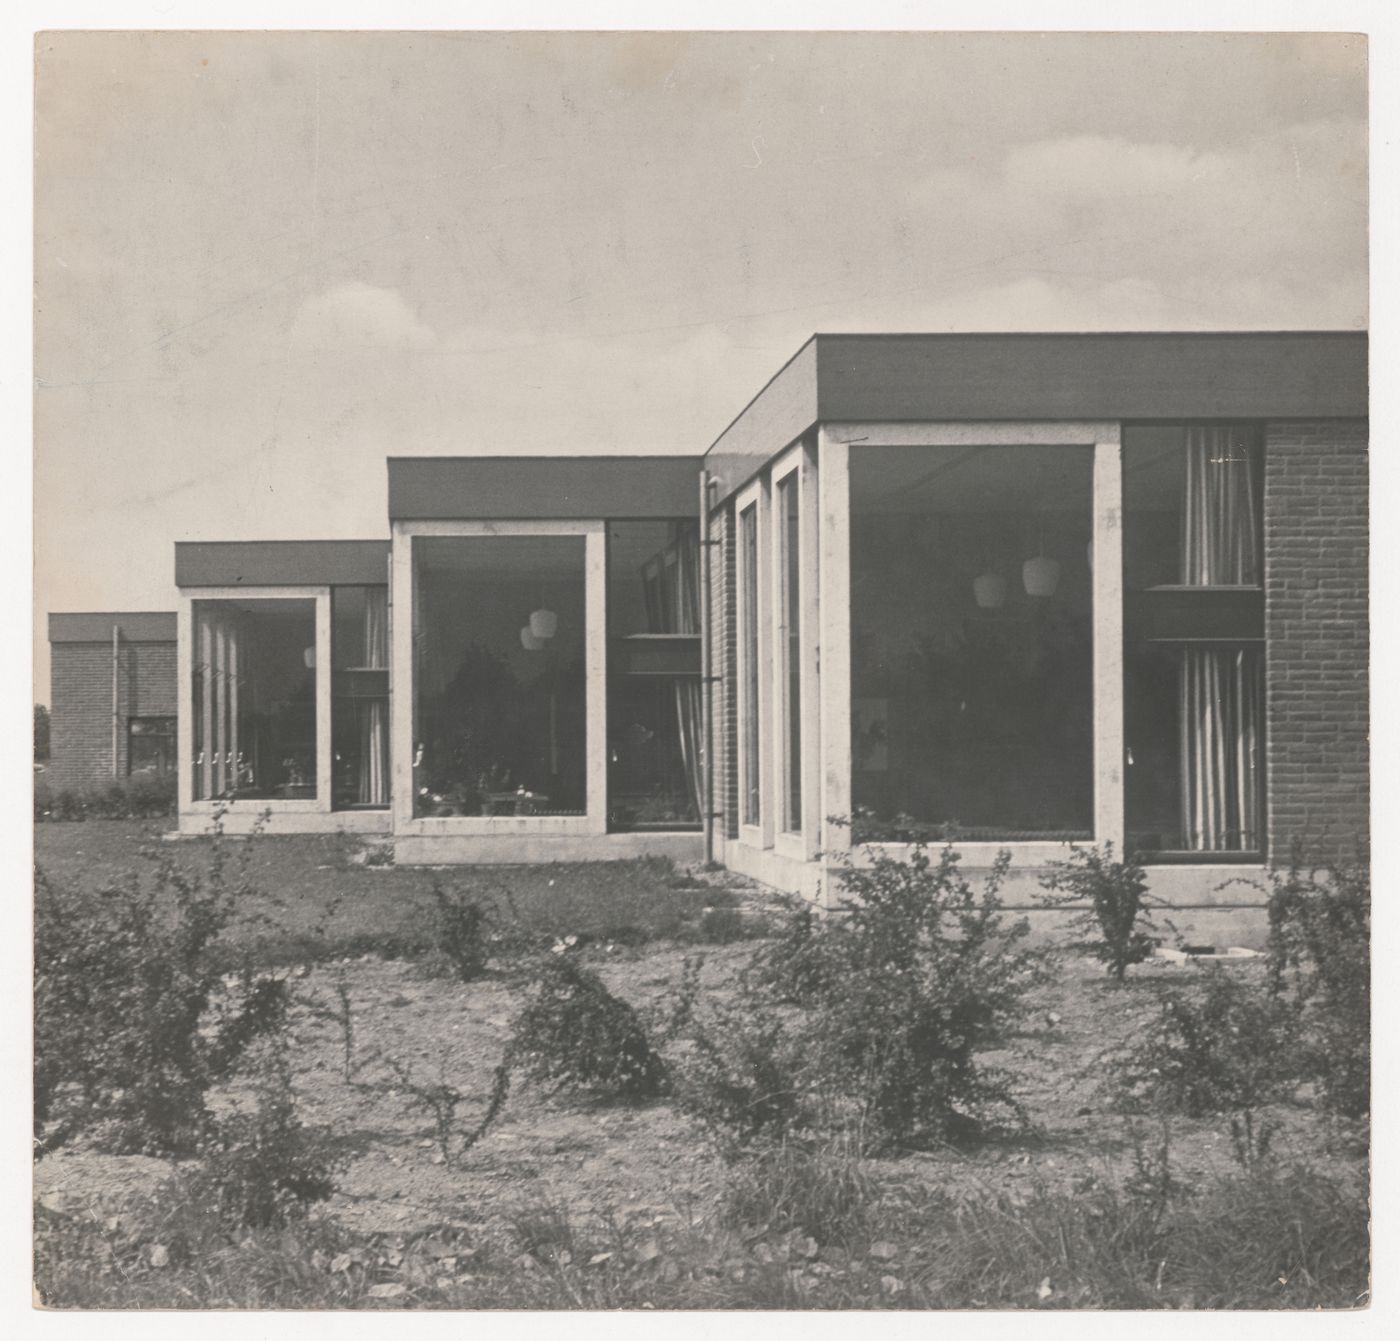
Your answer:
704;331;1368;502
388;455;702;521
49;612;177;643
176;540;390;588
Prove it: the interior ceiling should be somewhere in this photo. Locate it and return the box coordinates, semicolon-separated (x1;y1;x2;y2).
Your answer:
415;535;586;579
850;432;1191;514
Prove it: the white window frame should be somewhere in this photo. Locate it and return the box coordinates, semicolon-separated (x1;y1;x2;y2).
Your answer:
826;421;1124;865
734;475;772;850
769;441;820;861
391;519;608;837
177;585;333;815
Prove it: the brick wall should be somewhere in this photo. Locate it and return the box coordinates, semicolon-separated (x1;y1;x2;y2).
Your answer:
1264;419;1369;861
47;639;178;790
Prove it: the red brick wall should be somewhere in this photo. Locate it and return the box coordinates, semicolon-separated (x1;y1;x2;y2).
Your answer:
1264;419;1369;861
47;639;178;790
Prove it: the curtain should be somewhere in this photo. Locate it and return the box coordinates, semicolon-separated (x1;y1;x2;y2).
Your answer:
1180;646;1262;851
357;588;390;804
1181;426;1261;585
358;700;389;806
194;606;243;800
641;522;704;818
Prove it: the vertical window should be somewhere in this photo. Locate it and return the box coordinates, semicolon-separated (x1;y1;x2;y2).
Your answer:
332;586;390;808
413;535;586;818
191;598;318;800
606;521;702;831
128;717;176;776
740;503;761;826
777;473;802;832
1123;425;1265;855
847;445;1095;840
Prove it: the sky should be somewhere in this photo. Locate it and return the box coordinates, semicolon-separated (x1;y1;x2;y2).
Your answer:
32;29;1368;694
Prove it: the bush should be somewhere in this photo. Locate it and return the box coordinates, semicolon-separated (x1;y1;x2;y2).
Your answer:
1108;968;1296;1123
34;773;177;821
1263;857;1370;1120
34;823;289;1156
427;881;496;981
510;949;667;1101
1038;843;1161;981
189;1040;340;1228
751;842;1043;1148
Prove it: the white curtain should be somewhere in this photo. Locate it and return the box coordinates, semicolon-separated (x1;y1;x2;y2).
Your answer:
358;588;390;804
1180;647;1262;851
1181;426;1261;585
194;605;244;800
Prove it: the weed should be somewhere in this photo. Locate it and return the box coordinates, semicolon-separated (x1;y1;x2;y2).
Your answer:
427;881;496;982
361;1051;510;1167
719;1132;874;1245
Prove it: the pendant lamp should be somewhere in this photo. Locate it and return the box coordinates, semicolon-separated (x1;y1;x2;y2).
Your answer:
520;626;545;651
529;609;558;640
972;572;1007;609
1023;556;1061;597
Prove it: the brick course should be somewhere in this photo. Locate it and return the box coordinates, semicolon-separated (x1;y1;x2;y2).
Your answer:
47;638;178;790
1264;419;1369;861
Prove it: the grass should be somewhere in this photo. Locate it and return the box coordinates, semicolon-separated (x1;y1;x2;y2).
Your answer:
34;820;736;964
35;1158;1369;1310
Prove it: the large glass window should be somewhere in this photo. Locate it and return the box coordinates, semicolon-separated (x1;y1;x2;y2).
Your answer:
191;598;318;801
1124;425;1265;855
777;474;802;832
606;521;702;831
129;717;176;776
332;586;390;809
740;503;761;827
412;535;587;818
848;445;1094;841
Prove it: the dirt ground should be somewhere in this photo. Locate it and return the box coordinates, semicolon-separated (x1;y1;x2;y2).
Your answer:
34;937;1359;1244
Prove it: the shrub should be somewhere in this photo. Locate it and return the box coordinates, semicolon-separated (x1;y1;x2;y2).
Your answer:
189;1040;340;1228
1263;856;1370;1120
755;843;1043;1148
33;773;178;821
1108;967;1296;1122
1038;843;1161;981
510;949;667;1101
358;1051;510;1167
427;881;496;981
34;822;289;1156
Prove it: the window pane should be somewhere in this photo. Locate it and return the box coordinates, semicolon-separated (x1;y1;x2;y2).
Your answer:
778;475;802;832
607;521;699;635
848;445;1094;840
332;586;390;808
1123;424;1266;855
1126;644;1263;853
129;717;176;776
413;535;586;818
740;504;760;826
607;677;702;829
1124;425;1263;588
191;598;317;800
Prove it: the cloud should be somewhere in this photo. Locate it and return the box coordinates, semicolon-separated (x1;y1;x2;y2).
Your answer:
288;281;437;351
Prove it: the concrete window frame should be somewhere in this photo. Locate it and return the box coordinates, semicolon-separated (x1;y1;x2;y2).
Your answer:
821;421;1125;872
734;473;772;851
391;519;608;838
176;585;333;829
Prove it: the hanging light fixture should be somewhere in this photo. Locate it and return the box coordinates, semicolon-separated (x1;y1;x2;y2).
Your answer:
972;572;1007;609
1023;517;1060;598
302;646;316;669
1023;555;1060;597
520;625;545;651
529;608;558;639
